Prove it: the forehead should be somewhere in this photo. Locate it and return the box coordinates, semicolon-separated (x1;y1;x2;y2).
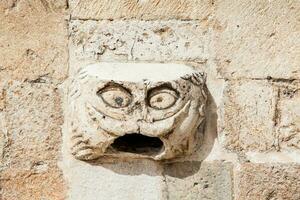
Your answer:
81;63;196;82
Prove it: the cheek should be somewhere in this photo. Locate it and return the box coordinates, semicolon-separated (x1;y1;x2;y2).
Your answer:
173;96;204;133
165;101;204;146
177;107;202;133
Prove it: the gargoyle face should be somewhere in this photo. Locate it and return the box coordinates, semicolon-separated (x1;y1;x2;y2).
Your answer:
67;63;207;161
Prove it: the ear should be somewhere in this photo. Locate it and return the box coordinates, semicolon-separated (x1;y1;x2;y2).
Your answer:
181;72;208;115
180;72;206;86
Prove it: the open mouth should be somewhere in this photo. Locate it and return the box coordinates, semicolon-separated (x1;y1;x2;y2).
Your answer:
109;133;164;156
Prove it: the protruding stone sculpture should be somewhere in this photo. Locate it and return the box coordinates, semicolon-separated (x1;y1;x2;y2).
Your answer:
66;63;207;161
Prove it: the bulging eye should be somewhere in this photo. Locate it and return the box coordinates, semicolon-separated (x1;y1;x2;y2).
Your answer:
148;88;178;110
97;86;132;108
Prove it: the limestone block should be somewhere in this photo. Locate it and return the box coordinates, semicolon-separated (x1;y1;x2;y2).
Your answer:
0;0;67;11
0;169;65;200
65;63;207;161
215;0;300;79
3;81;63;167
163;161;233;200
63;159;165;200
0;0;68;83
235;163;300;200
69;0;214;20
0;81;66;199
220;80;277;152
69;20;209;73
277;83;300;150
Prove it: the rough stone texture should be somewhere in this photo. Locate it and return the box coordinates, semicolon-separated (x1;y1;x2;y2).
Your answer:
220;79;300;153
163;161;233;200
0;1;68;197
70;0;214;20
235;163;300;200
215;0;300;79
276;82;300;150
1;169;65;200
69;20;210;74
0;83;6;165
0;81;66;199
220;80;277;152
62;158;165;200
0;0;68;83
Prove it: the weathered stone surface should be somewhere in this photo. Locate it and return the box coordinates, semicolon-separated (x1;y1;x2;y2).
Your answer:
277;82;300;150
3;82;63;167
69;20;209;74
62;159;165;200
0;83;6;165
220;80;277;152
0;125;5;165
1;169;65;200
163;161;233;200
0;0;67;11
0;0;68;83
0;81;66;199
70;0;214;20
0;1;67;198
215;0;300;79
235;163;300;200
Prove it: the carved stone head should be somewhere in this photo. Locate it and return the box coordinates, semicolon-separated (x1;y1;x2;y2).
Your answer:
67;63;207;161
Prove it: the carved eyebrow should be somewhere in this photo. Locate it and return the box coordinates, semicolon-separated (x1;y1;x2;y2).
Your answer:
147;82;179;96
97;81;131;94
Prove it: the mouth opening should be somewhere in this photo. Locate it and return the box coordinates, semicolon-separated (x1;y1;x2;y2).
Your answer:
110;133;164;156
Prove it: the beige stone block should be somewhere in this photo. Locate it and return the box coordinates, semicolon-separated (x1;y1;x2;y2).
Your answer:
69;0;214;20
235;163;300;200
69;20;209;73
63;159;165;200
220;80;277;151
0;169;66;200
277;83;300;150
0;0;68;83
0;81;66;198
3;81;63;167
163;161;233;200
215;0;300;79
0;0;67;11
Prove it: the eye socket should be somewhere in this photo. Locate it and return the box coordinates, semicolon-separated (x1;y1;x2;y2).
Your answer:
148;88;178;110
97;86;132;108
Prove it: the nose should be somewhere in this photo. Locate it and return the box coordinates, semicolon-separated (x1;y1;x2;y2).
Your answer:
134;100;150;122
134;82;150;122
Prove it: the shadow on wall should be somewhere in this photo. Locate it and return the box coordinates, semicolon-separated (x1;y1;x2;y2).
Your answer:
86;86;218;178
162;86;218;178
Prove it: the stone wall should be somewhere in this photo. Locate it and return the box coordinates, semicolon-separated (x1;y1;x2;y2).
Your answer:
0;0;299;199
0;0;68;199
